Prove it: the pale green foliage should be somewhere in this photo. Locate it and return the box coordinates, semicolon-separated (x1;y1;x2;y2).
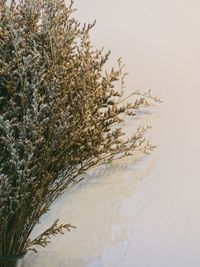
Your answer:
0;0;160;257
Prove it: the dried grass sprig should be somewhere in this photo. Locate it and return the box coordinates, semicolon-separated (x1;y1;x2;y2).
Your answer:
26;219;76;253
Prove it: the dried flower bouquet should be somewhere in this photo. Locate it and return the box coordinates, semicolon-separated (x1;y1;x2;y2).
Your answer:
0;0;160;258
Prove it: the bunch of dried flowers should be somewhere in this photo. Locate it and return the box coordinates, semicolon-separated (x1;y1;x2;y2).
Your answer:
0;0;160;258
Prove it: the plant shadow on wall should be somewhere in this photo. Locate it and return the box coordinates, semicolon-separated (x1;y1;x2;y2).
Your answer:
0;0;161;266
19;155;158;267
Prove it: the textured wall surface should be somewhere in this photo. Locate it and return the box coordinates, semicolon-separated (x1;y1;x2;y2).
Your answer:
19;1;200;266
